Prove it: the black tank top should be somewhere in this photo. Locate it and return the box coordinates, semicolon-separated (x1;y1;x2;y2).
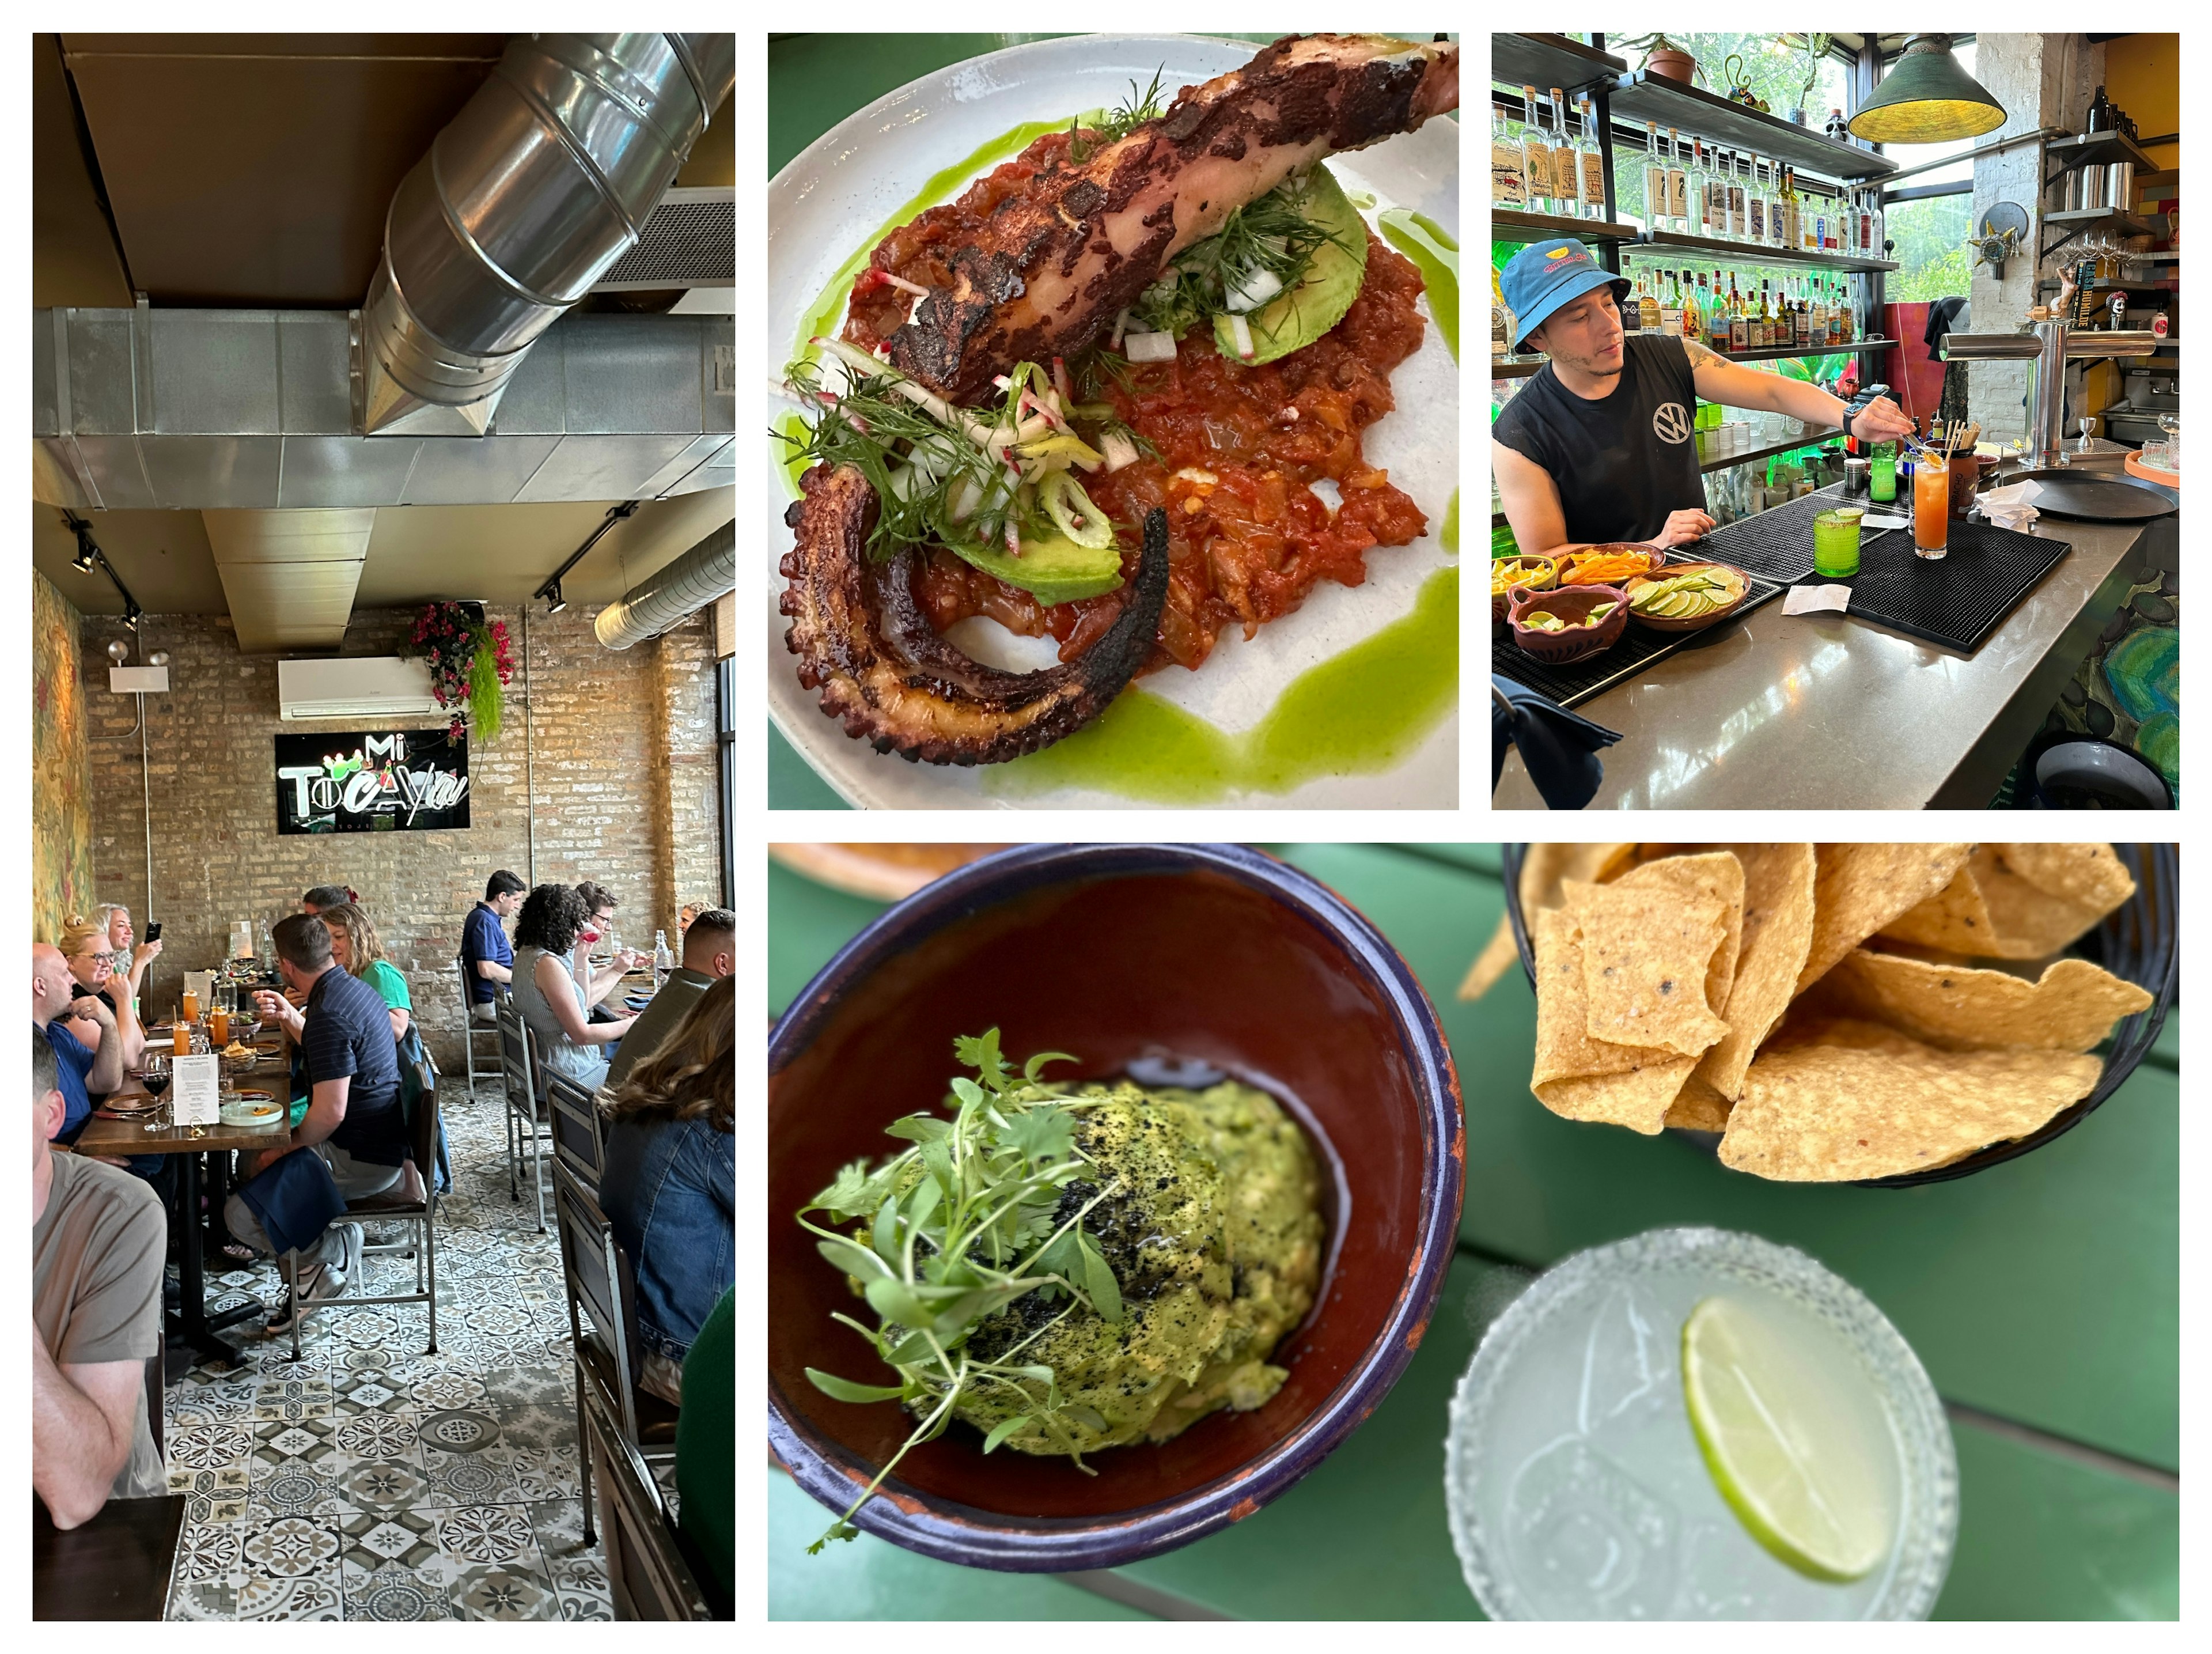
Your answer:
1493;334;1707;544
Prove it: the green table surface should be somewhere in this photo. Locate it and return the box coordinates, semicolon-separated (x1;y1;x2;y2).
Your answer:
768;845;2178;1620
766;33;1452;810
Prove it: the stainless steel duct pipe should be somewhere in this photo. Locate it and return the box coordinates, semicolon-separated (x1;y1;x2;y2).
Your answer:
362;32;735;438
594;518;734;650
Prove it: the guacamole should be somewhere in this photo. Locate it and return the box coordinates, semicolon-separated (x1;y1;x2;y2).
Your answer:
861;1078;1324;1457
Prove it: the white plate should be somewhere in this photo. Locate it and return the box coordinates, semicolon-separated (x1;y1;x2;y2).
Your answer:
767;33;1459;810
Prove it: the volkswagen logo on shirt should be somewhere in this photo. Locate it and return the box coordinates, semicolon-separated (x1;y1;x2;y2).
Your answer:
1653;402;1694;445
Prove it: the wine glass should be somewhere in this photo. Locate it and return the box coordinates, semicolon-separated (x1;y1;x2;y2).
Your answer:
2156;413;2179;471
141;1054;172;1131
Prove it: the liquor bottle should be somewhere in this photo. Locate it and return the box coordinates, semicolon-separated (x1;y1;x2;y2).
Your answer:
1660;271;1684;338
1577;94;1607;220
1491;94;1527;209
1771;162;1787;249
1709;269;1732;351
1810;282;1828;349
1701;144;1725;240
1748;157;1766;245
1728;274;1748;351
2086;85;2111;133
1728;153;1748;240
1684;271;1703;342
1781;165;1800;252
1548;90;1577;214
1640;270;1661;332
1521;87;1551;212
1793;278;1811;349
1666;128;1688;231
1765;281;1781;349
1871;193;1886;259
1642;121;1665;231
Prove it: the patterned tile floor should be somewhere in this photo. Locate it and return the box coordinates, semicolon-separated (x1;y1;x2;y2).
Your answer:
162;1091;624;1621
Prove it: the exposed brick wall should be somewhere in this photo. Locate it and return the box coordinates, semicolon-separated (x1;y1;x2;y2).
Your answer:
80;600;719;1076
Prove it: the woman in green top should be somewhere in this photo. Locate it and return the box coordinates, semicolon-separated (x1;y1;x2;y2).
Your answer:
316;902;411;1039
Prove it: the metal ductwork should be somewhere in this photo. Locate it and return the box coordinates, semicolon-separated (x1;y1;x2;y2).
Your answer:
594;518;734;650
202;509;376;653
33;307;733;509
361;32;736;438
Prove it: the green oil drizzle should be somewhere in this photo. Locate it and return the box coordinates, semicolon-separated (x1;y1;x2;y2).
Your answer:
1440;488;1459;555
984;564;1458;803
1378;209;1459;362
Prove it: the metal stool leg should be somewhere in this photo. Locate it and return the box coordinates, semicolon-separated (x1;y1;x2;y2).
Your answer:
574;1360;596;1545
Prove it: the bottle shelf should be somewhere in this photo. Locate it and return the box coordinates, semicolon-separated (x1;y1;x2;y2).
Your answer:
1491;209;1641;241
1700;425;1843;476
1490;340;1897;379
1633;229;1897;274
2043;130;2157;178
1491;32;1625;96
1605;70;1897;181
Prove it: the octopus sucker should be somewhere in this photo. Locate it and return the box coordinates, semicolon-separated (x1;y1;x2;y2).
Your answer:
780;463;1171;767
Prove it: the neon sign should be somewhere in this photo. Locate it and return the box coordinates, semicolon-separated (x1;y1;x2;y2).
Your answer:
274;730;470;834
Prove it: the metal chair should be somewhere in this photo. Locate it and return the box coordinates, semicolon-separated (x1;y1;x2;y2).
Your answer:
546;1071;606;1199
457;962;503;1099
579;1376;712;1619
285;1055;442;1360
552;1159;678;1546
495;996;551;1231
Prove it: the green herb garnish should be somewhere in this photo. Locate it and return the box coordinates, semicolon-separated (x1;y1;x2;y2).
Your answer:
796;1030;1130;1551
1132;171;1355;340
1069;69;1169;164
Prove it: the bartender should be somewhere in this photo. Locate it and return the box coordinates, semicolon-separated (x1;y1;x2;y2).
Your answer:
1493;239;1918;555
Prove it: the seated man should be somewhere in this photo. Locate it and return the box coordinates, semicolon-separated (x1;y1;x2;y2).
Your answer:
571;881;646;1021
604;907;734;1089
461;870;525;1025
32;1038;168;1528
33;944;122;1144
233;914;412;1331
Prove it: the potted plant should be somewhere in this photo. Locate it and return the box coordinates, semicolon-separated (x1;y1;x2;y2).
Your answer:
1786;33;1834;126
1615;33;1700;88
407;601;516;742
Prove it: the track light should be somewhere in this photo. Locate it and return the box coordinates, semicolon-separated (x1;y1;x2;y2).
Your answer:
546;584;567;615
71;532;97;574
123;603;142;631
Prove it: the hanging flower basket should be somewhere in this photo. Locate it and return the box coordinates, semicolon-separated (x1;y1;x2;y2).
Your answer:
406;602;514;741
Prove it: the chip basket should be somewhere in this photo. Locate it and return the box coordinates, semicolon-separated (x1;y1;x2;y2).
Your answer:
1498;843;2177;1189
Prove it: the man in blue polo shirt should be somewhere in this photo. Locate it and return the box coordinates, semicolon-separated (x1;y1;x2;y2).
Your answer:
33;944;122;1144
460;870;525;1024
232;914;410;1330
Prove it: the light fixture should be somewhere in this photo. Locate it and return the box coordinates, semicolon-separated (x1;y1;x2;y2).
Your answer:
70;527;98;574
546;584;567;614
107;639;131;665
123;602;142;631
150;650;170;667
1849;35;2006;145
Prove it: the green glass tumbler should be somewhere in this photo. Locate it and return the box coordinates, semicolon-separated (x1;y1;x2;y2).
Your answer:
1813;507;1865;578
1869;441;1897;504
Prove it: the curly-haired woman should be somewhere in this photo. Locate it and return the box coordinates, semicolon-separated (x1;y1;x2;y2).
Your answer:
510;883;634;1096
598;975;733;1405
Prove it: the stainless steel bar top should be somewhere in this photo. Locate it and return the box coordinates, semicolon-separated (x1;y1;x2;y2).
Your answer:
1493;495;2157;811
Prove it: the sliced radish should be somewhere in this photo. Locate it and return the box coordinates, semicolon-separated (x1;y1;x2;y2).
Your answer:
1228;313;1255;360
1123;331;1177;363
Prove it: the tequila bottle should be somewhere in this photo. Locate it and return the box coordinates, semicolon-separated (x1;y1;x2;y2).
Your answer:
1491;95;1527;209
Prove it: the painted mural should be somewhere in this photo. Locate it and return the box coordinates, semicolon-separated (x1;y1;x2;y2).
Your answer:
33;571;93;945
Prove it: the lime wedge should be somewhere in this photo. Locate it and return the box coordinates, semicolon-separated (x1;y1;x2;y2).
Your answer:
1682;1295;1895;1583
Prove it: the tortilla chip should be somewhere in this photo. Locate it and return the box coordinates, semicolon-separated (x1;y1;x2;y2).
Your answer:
1690;845;1816;1102
1458;913;1524;1001
1718;1017;2103;1182
1997;843;2135;915
1613;852;1748;1017
1664;1072;1735;1133
1809;950;2154;1053
1537;1059;1699;1136
1529;908;1691;1134
1969;845;2131;957
1518;844;1640;925
1877;862;1998;952
1796;844;1974;992
1562;876;1731;1059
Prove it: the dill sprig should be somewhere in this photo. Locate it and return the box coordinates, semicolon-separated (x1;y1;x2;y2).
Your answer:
796;1030;1131;1553
1070;69;1169;164
1134;170;1356;338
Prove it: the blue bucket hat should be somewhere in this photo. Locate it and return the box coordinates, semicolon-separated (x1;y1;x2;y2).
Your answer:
1502;239;1631;350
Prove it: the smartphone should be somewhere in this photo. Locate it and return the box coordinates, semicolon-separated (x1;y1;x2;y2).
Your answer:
145;922;162;942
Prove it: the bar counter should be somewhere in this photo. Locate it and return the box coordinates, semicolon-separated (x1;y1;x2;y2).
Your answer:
1494;486;2166;809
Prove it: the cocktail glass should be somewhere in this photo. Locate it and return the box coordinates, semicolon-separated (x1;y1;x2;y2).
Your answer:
1912;460;1949;559
1813;508;1865;577
1444;1227;1957;1621
1868;442;1897;504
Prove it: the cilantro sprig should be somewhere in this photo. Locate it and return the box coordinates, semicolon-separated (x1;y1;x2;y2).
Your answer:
796;1030;1128;1552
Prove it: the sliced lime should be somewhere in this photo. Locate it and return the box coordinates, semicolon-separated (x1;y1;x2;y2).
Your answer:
1682;1295;1895;1583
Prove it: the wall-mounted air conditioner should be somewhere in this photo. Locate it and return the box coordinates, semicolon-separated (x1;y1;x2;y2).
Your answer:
276;656;439;722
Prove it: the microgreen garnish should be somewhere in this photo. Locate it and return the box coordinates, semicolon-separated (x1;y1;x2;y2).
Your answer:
796;1030;1130;1552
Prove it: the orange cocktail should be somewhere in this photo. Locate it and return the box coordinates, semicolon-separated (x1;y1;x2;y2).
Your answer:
1912;460;1949;559
172;1019;191;1058
210;1006;229;1046
181;988;200;1024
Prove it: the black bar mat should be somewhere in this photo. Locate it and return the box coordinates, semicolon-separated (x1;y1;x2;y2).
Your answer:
1493;571;1786;709
1681;489;1830;582
1815;515;2074;654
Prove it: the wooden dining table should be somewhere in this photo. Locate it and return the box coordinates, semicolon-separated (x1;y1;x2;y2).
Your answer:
73;1036;294;1366
33;1494;188;1619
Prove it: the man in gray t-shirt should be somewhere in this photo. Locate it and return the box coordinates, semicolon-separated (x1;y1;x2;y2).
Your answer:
605;909;733;1088
32;1038;166;1525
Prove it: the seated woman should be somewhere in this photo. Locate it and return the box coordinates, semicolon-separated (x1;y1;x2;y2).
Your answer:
511;884;634;1097
597;975;733;1406
56;917;145;1075
96;903;162;1019
316;902;411;1040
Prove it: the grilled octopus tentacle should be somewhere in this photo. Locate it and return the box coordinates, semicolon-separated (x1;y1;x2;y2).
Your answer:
778;463;1171;767
884;32;1460;403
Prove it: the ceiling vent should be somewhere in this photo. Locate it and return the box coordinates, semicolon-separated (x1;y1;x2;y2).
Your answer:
592;188;733;291
276;655;440;721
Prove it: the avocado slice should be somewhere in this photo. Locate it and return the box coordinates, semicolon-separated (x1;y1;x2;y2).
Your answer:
946;531;1124;606
1213;162;1369;367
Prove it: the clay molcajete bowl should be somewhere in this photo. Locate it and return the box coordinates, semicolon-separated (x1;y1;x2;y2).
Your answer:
768;843;1464;1571
1507;582;1628;664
